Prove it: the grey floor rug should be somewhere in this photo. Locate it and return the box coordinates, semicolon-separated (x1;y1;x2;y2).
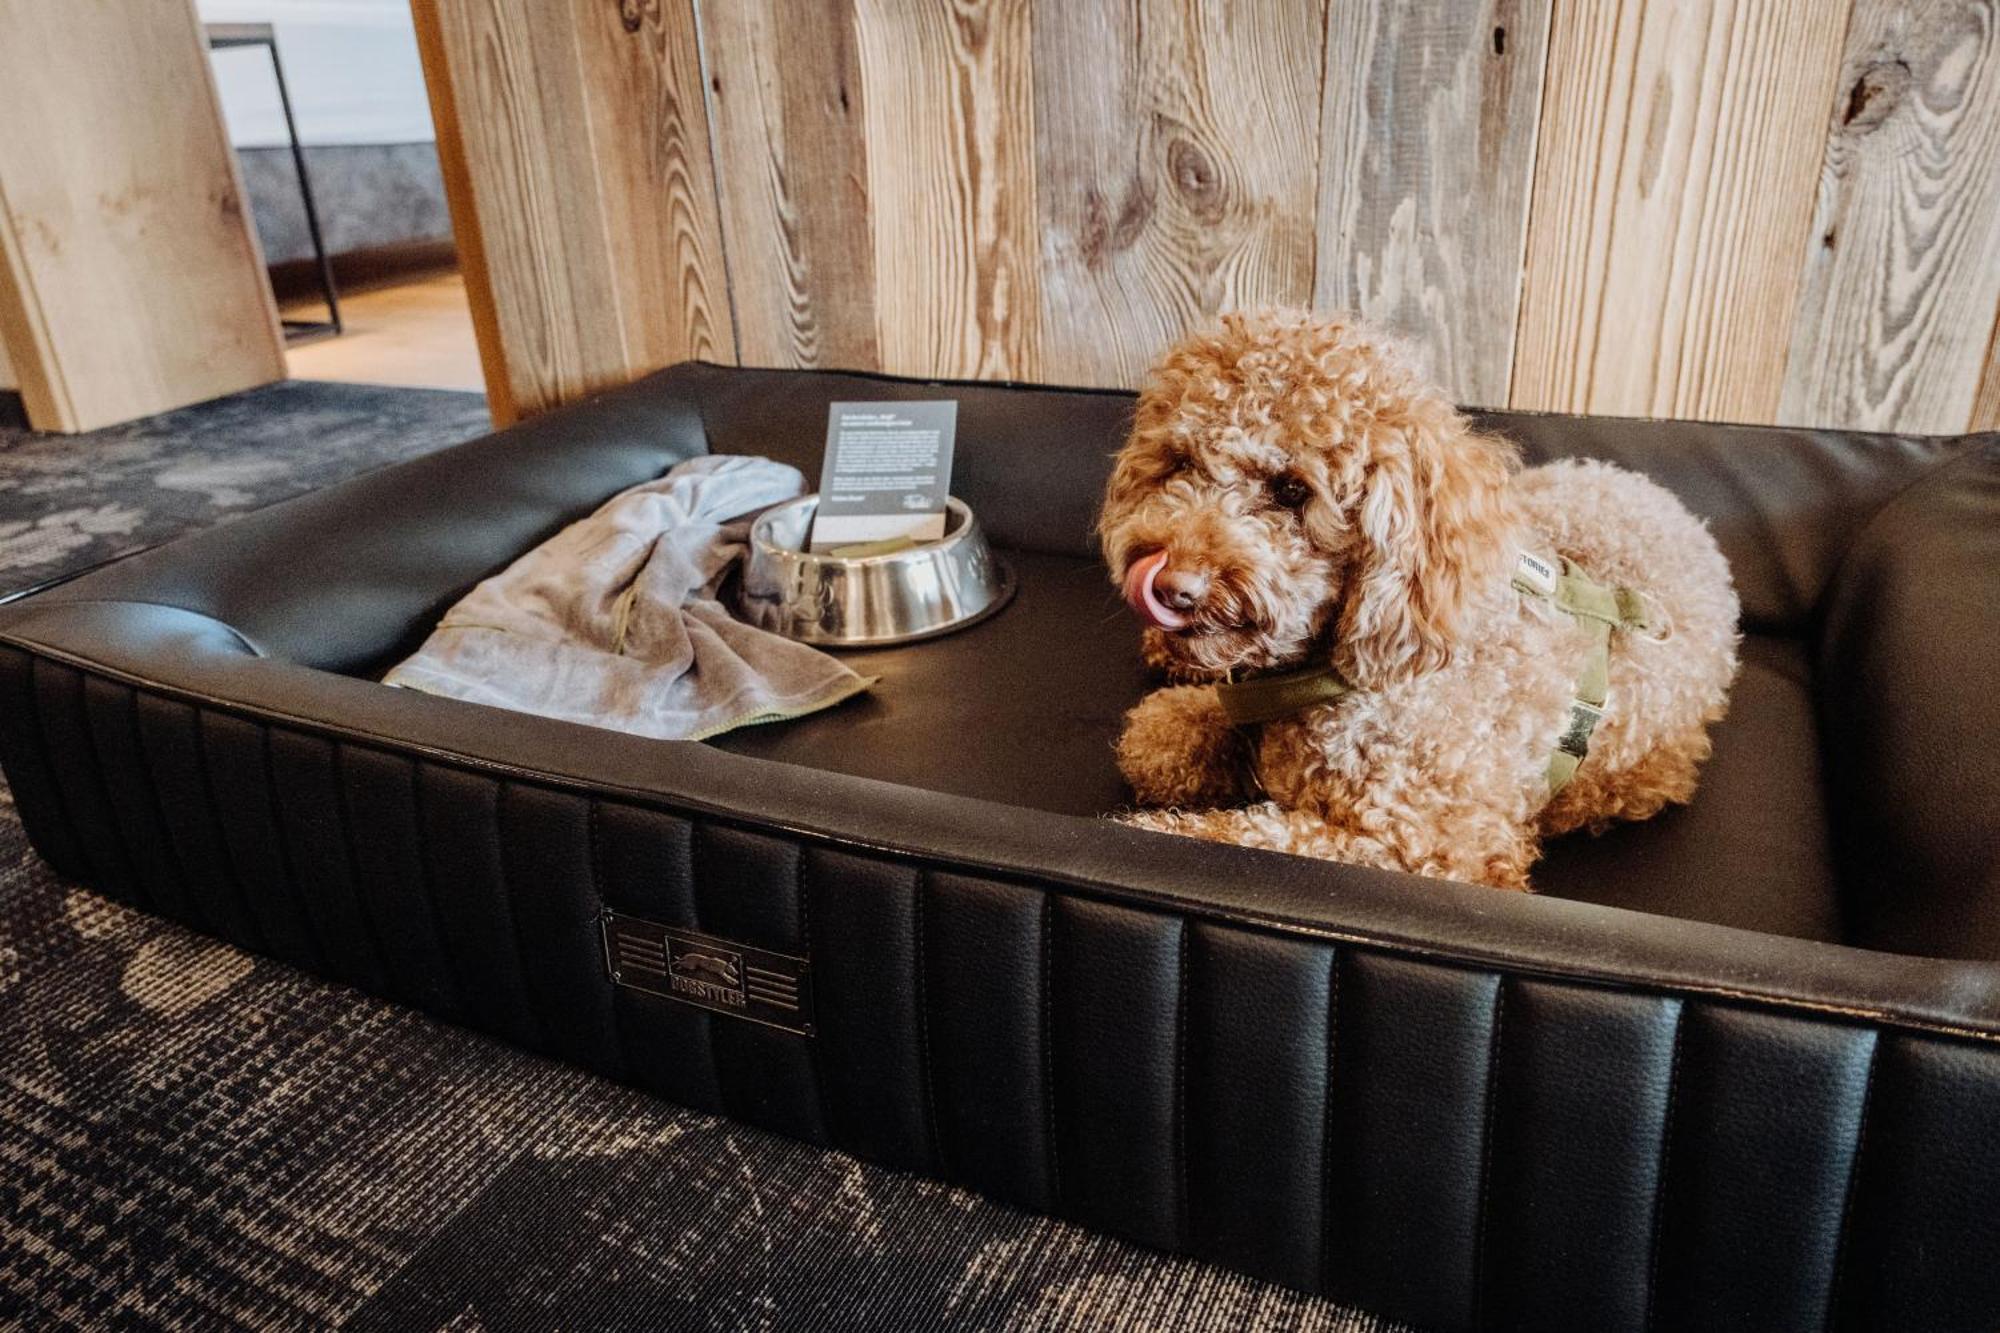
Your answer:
0;382;1397;1330
0;382;492;596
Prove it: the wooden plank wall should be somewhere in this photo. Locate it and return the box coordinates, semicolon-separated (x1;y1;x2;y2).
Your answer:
1780;0;2000;431
1034;0;1324;388
410;0;732;424
417;0;2000;435
0;0;285;434
1511;0;1853;422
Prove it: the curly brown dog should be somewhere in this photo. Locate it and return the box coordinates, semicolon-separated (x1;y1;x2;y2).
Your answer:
1100;310;1740;891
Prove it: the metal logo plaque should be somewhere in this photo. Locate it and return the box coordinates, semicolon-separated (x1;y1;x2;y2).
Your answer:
601;910;814;1036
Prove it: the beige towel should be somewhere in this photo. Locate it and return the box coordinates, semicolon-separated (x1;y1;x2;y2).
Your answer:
386;455;872;740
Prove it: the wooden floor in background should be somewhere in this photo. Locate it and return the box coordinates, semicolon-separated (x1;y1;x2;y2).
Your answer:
283;269;484;394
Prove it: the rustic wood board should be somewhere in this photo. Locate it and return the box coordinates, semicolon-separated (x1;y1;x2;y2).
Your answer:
1779;0;2000;434
1033;0;1326;388
1315;0;1552;409
572;0;733;373
701;0;879;370
408;0;516;422
413;0;624;421
412;0;730;422
1511;0;1854;421
853;0;1041;380
415;0;2000;432
0;0;284;433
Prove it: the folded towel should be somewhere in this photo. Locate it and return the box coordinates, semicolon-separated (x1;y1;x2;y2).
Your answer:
385;454;873;741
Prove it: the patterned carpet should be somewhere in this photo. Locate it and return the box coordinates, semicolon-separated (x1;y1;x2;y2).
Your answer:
0;382;492;596
0;383;1397;1330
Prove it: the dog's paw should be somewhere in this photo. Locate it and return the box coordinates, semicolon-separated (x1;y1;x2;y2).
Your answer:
1112;807;1184;833
1111;805;1240;842
1116;685;1249;808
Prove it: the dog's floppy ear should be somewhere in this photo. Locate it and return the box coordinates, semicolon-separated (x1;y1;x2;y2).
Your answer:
1333;411;1517;688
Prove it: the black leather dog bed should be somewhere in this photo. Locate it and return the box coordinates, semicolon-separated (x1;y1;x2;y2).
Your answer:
3;364;1996;1331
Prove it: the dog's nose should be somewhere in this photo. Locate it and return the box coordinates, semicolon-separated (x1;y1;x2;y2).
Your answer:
1153;565;1209;612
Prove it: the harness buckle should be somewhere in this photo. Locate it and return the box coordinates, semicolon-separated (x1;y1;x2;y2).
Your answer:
1556;697;1605;759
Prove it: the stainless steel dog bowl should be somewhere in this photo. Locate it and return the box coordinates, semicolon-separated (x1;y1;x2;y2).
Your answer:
737;496;1013;647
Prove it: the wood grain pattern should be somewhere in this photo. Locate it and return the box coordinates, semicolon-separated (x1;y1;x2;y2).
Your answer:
701;0;879;369
573;0;734;372
1779;0;2000;433
411;0;730;423
422;0;2000;432
0;0;284;433
409;0;519;422
1511;0;1853;420
1033;0;1326;389
1315;0;1551;408
853;0;1040;380
413;0;623;420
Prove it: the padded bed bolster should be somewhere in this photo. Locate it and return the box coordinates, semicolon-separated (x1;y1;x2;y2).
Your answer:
12;365;2000;1329
8;620;2000;1326
30;374;713;674
9;597;2000;1038
1052;898;1184;1248
1651;1008;1874;1331
1819;437;2000;958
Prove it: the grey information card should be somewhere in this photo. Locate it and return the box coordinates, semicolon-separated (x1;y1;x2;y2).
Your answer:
810;400;957;550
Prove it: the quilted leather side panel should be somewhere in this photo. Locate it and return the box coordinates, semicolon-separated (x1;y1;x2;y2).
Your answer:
1185;924;1332;1291
1836;1033;2000;1329
923;871;1056;1213
1479;982;1681;1331
1650;1006;1875;1332
1323;953;1498;1329
4;647;2000;1331
593;801;721;1114
805;848;930;1173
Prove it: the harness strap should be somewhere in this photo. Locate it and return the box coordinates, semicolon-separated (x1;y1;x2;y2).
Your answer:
1512;551;1650;794
1209;551;1651;797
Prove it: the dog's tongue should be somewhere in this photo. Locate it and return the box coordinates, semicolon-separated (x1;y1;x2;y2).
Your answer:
1123;549;1188;630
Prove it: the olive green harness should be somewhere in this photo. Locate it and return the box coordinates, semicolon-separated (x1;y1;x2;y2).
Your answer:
1212;552;1653;797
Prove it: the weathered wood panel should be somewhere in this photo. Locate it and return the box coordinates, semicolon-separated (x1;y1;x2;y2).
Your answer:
1779;0;2000;434
575;0;734;374
412;0;625;423
1033;0;1326;389
411;0;730;424
1314;0;1552;408
701;0;879;369
0;0;284;433
408;0;515;421
1511;0;1853;421
423;0;2000;433
853;0;1040;380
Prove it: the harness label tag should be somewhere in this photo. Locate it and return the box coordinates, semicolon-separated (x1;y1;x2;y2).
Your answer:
602;910;815;1036
1514;550;1560;598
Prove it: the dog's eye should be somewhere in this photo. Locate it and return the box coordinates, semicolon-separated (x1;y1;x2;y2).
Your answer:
1269;473;1312;510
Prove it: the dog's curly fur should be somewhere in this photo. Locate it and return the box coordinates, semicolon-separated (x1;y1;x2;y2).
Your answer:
1100;310;1740;891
